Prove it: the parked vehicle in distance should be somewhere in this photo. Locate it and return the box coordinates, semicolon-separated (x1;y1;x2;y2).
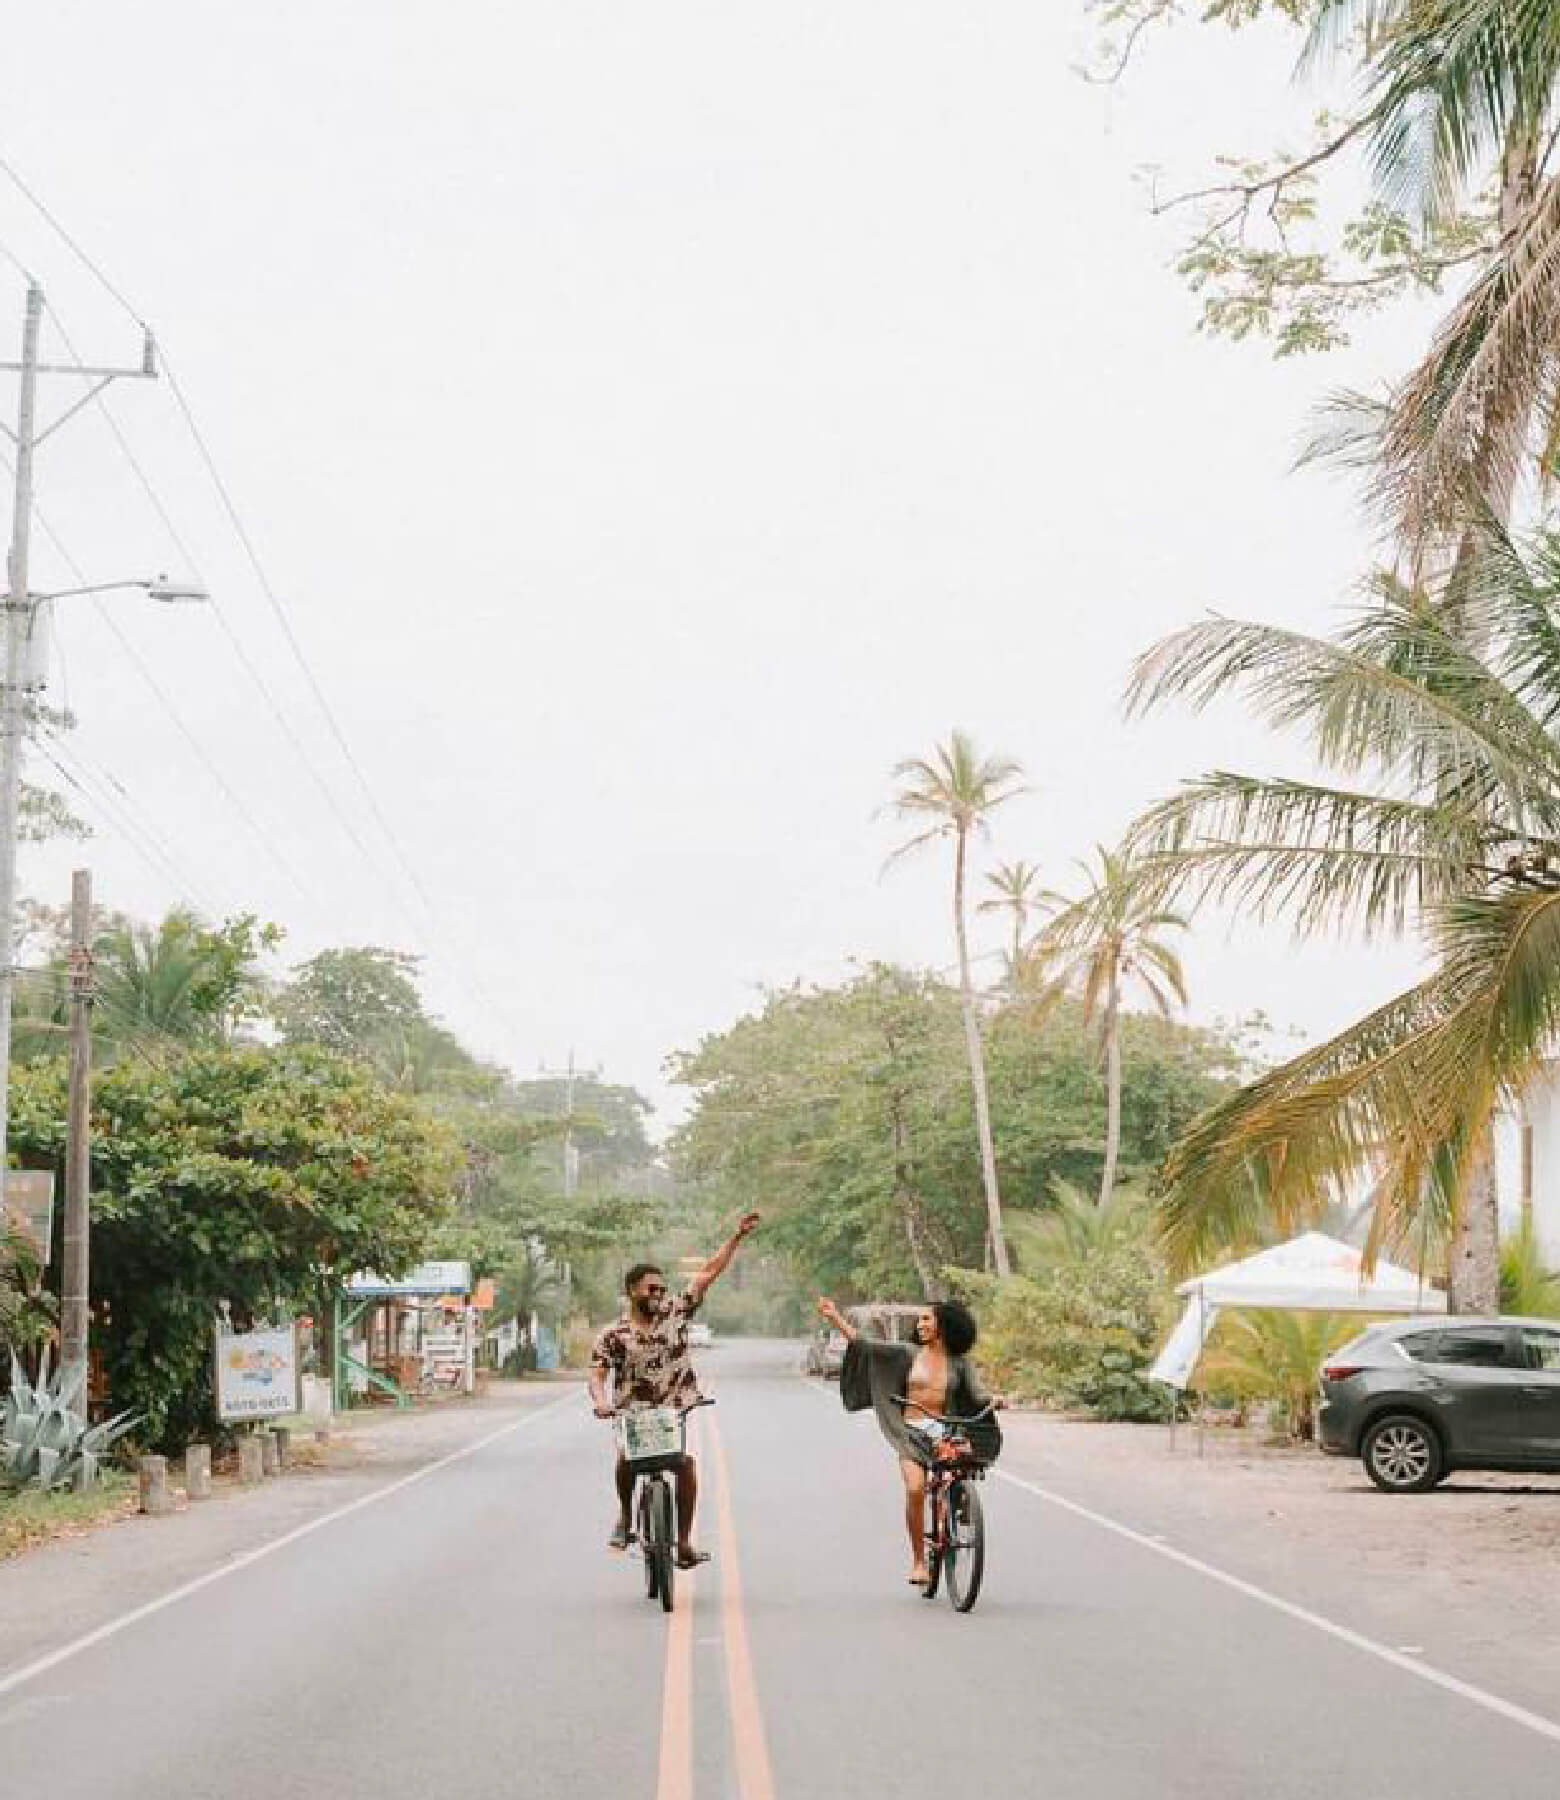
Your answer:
803;1301;920;1379
1317;1315;1560;1492
846;1302;923;1345
803;1327;847;1378
688;1322;714;1349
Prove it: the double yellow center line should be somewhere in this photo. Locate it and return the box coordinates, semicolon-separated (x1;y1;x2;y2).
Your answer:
656;1413;776;1800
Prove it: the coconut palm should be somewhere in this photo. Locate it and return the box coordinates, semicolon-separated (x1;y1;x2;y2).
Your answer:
1302;1;1560;546
499;1243;566;1372
1029;848;1188;1209
887;732;1027;1277
979;860;1043;990
1126;514;1560;1310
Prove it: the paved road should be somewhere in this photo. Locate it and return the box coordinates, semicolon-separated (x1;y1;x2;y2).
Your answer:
5;1339;1560;1797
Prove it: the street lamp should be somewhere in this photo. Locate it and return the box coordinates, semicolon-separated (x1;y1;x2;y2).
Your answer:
32;575;212;606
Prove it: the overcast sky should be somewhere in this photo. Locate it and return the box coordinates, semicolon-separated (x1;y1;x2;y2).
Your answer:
0;3;1432;1125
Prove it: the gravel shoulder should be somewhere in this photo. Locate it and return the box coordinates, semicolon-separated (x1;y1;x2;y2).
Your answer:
1001;1413;1560;1719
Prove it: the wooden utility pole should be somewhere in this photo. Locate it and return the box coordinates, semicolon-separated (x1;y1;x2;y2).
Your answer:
61;868;94;1379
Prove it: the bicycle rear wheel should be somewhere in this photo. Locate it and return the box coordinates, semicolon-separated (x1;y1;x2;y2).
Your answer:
649;1480;675;1613
920;1488;942;1600
943;1479;985;1613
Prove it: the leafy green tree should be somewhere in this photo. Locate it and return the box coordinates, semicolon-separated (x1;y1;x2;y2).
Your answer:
888;732;1027;1276
274;946;425;1055
672;968;1236;1300
10;1046;462;1447
1029;848;1188;1208
1127;514;1560;1308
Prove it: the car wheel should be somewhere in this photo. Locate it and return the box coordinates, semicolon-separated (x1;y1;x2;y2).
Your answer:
1361;1414;1445;1493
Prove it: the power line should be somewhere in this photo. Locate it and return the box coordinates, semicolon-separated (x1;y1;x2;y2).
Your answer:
0;156;140;324
38;308;413;898
19;485;320;906
40;725;223;914
0;169;535;1054
159;351;443;921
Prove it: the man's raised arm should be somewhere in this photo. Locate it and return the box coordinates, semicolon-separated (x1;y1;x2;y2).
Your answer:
687;1212;761;1305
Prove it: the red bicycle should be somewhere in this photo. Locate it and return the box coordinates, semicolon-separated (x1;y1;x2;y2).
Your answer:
899;1399;997;1614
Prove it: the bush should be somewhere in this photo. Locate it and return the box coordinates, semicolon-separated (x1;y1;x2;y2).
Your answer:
953;1229;1173;1422
1200;1310;1357;1441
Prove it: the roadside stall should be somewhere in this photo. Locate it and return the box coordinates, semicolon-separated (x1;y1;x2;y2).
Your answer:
1150;1231;1447;1451
334;1261;475;1410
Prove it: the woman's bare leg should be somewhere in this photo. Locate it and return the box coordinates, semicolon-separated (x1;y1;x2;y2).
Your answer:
900;1458;927;1583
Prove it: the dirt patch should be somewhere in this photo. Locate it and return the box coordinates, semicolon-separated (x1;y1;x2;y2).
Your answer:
1004;1415;1560;1704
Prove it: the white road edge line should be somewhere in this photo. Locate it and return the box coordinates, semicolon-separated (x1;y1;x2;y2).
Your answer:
0;1390;577;1700
995;1468;1560;1746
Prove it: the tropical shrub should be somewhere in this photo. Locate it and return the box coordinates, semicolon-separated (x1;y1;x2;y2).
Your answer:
1500;1219;1560;1319
1201;1310;1360;1441
1;1352;135;1491
955;1223;1174;1422
0;1220;55;1371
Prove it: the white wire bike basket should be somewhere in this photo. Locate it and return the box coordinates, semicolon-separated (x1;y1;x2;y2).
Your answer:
615;1405;686;1474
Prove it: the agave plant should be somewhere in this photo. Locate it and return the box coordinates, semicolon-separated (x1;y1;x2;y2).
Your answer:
2;1350;136;1492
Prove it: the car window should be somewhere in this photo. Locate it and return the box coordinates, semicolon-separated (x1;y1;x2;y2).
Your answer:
1520;1329;1560;1372
1397;1331;1447;1363
1417;1327;1511;1368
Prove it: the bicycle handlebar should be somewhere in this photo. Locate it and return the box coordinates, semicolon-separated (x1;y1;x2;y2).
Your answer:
892;1396;997;1425
601;1396;717;1421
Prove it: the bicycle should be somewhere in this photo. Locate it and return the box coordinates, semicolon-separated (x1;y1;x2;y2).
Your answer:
614;1397;714;1615
897;1399;997;1614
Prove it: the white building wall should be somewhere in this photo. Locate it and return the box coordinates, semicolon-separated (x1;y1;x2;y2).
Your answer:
1518;1065;1560;1265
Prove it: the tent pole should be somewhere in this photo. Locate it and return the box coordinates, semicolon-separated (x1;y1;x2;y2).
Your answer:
1196;1288;1207;1460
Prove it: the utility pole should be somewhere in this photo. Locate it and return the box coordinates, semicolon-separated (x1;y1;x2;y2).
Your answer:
0;282;158;1212
0;285;43;1213
539;1049;601;1199
61;867;94;1379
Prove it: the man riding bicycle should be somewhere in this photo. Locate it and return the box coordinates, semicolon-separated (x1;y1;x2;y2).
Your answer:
589;1212;760;1568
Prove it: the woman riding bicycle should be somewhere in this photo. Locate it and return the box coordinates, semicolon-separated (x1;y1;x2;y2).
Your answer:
817;1296;1003;1588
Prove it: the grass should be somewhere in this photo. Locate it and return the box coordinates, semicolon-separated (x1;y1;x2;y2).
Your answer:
0;1471;137;1559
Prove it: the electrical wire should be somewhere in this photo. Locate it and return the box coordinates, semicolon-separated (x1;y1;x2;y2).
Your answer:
0;160;535;1051
39;308;413;896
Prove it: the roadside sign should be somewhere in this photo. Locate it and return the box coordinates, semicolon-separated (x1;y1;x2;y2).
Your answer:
215;1323;300;1422
346;1260;473;1298
2;1171;55;1263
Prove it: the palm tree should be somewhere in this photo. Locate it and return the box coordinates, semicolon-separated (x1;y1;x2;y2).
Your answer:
1300;1;1560;549
887;731;1026;1276
1029;848;1188;1209
1126;515;1560;1311
499;1244;566;1372
979;860;1043;990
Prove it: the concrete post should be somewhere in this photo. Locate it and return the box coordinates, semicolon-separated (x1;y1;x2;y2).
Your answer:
270;1426;290;1470
238;1435;264;1485
260;1430;281;1477
138;1455;170;1516
184;1443;212;1501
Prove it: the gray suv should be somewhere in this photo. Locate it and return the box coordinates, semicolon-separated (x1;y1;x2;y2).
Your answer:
1317;1316;1560;1492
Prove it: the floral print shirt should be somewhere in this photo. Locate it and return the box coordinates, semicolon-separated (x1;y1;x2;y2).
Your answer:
590;1291;703;1411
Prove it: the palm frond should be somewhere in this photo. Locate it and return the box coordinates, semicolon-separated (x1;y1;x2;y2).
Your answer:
1377;170;1560;544
1126;773;1506;937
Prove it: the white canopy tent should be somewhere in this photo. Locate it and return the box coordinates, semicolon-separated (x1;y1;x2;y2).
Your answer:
1149;1230;1446;1391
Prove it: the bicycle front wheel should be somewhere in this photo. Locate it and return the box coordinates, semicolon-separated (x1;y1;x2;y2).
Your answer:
921;1488;942;1600
649;1480;675;1613
943;1479;985;1614
639;1483;660;1601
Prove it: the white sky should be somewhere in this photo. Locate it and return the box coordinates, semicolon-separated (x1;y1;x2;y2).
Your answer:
0;3;1432;1126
